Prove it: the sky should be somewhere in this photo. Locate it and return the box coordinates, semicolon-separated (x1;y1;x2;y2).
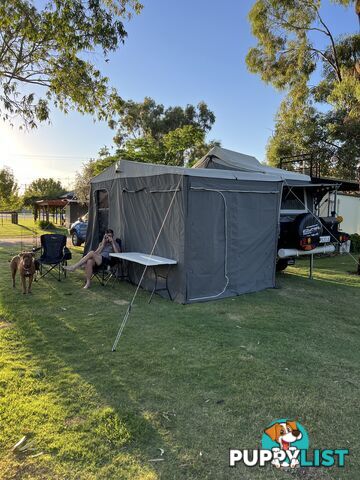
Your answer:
0;0;356;191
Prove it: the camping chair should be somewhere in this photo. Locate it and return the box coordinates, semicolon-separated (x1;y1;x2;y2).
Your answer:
33;234;71;281
92;238;125;286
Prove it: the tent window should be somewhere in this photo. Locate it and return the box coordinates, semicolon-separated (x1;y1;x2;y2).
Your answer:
95;189;109;238
97;189;109;209
281;188;305;211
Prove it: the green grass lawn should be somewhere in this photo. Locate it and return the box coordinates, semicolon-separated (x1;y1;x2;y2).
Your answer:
0;216;67;238
0;247;359;480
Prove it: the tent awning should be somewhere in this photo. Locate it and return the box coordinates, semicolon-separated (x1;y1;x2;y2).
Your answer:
193;146;311;183
91;159;284;184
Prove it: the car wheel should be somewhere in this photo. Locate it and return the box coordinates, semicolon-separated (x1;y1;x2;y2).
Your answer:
276;258;289;272
72;232;82;246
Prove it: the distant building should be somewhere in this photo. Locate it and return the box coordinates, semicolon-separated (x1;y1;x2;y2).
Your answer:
35;192;87;227
60;192;88;228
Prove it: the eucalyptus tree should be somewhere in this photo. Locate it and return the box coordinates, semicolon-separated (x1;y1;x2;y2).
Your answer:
247;0;360;177
0;0;142;128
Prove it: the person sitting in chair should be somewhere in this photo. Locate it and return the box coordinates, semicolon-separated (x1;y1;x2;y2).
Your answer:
64;229;120;289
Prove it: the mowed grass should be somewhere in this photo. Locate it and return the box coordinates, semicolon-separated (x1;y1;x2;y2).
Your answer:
0;246;359;480
0;216;67;238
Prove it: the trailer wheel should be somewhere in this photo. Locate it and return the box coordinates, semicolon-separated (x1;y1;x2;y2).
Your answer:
276;258;289;272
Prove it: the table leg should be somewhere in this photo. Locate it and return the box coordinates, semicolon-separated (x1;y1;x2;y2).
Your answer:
148;265;172;303
165;265;172;300
148;266;157;304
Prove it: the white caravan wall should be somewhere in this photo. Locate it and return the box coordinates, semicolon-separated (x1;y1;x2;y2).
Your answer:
320;193;360;234
337;194;360;234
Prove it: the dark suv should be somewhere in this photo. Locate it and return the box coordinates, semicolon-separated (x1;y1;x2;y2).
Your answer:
69;213;88;246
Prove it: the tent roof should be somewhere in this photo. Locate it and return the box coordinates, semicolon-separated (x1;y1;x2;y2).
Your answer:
193;146;311;183
90;158;284;184
35;199;68;207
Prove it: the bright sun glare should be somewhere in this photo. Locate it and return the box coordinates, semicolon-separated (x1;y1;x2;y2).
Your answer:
0;126;38;190
0;126;19;161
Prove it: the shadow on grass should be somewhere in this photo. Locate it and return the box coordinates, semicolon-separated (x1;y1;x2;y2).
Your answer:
18;224;67;235
17;223;37;234
0;250;193;478
25;317;166;470
0;246;359;480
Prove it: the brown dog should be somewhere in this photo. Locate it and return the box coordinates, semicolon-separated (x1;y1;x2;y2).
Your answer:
10;252;36;294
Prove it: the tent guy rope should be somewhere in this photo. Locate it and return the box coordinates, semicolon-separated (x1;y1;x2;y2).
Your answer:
111;175;183;352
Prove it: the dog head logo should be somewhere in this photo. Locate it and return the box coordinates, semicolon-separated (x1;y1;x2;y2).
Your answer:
265;420;302;450
261;419;309;468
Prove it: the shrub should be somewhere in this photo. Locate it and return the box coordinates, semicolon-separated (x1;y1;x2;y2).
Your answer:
37;220;55;229
349;233;360;253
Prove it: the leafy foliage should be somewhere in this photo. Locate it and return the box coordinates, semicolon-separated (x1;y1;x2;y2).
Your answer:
110;97;215;145
0;0;143;128
0;166;21;210
74;153;118;204
247;0;360;178
112;97;218;166
74;98;219;202
23;177;66;206
118;124;217;167
350;233;360;252
37;219;55;229
268;96;360;178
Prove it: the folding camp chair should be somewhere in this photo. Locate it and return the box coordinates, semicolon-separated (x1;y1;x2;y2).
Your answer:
33;234;71;281
92;238;125;286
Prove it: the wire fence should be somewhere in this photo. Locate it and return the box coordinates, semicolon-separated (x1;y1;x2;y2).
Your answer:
0;212;68;251
0;213;36;250
0;211;29;225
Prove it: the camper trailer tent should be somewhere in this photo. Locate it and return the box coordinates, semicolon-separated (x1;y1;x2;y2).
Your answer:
86;158;284;303
193;146;310;182
196;147;348;268
194;146;315;214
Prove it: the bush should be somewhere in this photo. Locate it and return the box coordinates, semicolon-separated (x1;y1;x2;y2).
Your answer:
37;220;55;229
350;233;360;253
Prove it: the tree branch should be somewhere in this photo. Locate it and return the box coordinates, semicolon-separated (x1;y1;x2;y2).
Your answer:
310;3;342;81
1;72;51;87
5;36;26;85
309;47;337;72
269;12;329;36
270;3;342;82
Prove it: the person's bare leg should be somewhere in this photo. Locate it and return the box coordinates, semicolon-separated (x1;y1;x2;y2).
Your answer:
83;254;103;289
83;259;94;289
64;251;99;272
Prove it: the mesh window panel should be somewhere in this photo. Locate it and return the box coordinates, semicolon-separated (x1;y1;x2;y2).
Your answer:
96;190;109;240
281;188;305;211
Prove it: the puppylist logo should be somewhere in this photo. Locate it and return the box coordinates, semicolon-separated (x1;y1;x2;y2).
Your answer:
229;419;349;469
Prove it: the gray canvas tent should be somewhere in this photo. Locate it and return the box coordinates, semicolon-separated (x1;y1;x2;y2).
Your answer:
193;146;311;184
85;156;284;303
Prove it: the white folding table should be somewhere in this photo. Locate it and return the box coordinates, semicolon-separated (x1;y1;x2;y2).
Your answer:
110;252;177;302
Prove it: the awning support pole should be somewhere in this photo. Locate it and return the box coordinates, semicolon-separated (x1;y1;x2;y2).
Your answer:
309;254;314;279
111;177;183;352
